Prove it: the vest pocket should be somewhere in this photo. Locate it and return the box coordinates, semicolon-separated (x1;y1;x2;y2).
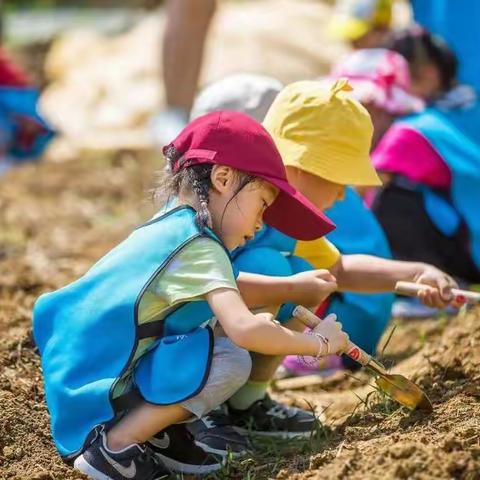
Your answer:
134;326;214;405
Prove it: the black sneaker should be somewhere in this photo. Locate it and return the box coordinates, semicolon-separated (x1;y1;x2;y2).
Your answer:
73;427;169;480
187;408;250;457
229;394;317;439
148;423;223;475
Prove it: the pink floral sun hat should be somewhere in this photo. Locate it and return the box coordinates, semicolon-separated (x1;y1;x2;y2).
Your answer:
329;48;425;115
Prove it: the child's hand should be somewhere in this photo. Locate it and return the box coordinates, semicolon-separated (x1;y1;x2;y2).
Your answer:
311;313;349;355
414;266;458;308
291;269;337;306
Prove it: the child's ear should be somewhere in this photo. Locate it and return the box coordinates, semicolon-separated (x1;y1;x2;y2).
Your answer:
211;165;234;192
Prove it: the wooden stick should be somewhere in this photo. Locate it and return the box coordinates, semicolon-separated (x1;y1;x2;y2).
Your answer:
292;305;384;372
273;375;326;391
395;281;480;305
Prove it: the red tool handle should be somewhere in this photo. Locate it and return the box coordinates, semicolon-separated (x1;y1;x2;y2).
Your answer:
292;305;374;368
395;281;480;305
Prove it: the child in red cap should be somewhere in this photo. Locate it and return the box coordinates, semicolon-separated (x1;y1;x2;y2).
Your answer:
33;111;349;479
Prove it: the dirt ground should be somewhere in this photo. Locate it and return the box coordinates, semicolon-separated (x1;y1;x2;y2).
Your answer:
1;1;479;478
1;152;479;480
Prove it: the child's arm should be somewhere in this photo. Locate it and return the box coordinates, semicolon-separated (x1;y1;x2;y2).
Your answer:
206;287;348;356
330;254;457;307
236;269;337;308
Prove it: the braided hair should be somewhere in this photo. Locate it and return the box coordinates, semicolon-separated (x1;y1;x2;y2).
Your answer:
155;145;255;231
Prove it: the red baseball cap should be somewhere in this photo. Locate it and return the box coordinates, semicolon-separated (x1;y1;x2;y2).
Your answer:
163;110;335;240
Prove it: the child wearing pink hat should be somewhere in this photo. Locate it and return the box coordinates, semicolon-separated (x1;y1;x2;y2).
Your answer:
372;30;480;287
332;37;480;298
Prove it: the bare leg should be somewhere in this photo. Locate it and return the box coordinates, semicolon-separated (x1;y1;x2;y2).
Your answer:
248;316;305;382
107;403;190;450
163;0;217;113
228;313;307;410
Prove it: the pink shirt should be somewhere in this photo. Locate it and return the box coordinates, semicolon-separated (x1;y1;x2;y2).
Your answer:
372;123;452;189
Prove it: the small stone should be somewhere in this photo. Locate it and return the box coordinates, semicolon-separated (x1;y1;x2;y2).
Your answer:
2;446;15;459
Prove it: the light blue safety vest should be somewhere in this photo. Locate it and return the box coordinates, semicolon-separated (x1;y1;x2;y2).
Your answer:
33;206;233;459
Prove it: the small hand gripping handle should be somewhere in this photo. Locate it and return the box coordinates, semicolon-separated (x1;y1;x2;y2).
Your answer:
292;305;372;367
395;281;480;305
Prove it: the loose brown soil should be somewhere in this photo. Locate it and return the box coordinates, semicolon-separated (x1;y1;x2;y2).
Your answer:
1;154;479;480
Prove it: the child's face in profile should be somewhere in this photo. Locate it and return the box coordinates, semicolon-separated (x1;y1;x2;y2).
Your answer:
208;166;278;250
286;167;345;211
410;63;443;101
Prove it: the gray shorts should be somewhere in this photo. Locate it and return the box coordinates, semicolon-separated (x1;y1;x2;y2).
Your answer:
181;336;251;418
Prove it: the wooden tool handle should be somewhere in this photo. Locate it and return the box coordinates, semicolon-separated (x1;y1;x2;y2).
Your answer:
292;305;372;367
395;281;480;305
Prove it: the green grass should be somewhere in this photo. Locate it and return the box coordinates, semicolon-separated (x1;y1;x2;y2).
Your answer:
200;404;337;480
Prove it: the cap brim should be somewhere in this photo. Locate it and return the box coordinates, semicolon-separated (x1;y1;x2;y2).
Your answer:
263;178;335;241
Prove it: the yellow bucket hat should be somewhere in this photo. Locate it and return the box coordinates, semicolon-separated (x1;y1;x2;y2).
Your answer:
328;0;393;41
263;79;382;186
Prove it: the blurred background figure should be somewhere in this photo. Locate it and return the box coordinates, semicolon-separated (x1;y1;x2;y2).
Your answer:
152;0;218;146
190;73;283;122
328;0;393;49
389;26;460;103
371;28;480;292
410;0;480;92
327;25;480;313
0;47;54;175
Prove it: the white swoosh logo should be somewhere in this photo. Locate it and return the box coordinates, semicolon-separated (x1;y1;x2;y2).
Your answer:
149;433;170;449
99;447;137;478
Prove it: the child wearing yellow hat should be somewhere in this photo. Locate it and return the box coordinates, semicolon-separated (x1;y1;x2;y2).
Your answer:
328;0;393;49
184;77;458;454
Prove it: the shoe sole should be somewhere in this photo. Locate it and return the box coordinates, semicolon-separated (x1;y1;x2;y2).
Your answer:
74;455;112;480
73;455;168;480
234;427;313;439
194;441;247;458
153;452;224;475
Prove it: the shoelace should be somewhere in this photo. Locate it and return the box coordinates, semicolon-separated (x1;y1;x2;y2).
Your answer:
262;397;298;419
203;409;231;428
140;444;169;477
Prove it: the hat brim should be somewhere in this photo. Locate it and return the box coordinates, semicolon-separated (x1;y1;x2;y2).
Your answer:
345;79;425;115
328;16;372;41
263;177;335;241
276;136;383;187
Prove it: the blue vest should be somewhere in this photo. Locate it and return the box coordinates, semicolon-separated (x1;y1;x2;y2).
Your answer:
233;188;393;353
33;206;231;459
400;103;480;269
